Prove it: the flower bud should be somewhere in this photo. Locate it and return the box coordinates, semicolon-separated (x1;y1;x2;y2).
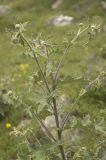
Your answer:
79;23;83;27
7;90;13;96
15;24;21;30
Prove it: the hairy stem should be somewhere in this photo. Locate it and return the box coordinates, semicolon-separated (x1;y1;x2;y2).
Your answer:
52;97;67;160
52;76;66;160
34;113;56;142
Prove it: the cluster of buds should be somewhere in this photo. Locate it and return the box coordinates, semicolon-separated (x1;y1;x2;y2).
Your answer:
91;24;101;32
11;22;28;45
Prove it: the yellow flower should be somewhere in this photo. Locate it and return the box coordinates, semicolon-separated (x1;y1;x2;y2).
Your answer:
5;123;12;129
11;78;15;82
19;64;29;71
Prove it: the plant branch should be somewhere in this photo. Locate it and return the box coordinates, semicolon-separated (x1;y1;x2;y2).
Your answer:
52;97;67;160
61;72;104;128
54;26;89;86
61;96;80;129
20;33;51;94
51;70;67;160
34;113;56;142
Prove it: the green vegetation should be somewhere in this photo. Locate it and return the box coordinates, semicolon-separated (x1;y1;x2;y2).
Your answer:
0;0;106;159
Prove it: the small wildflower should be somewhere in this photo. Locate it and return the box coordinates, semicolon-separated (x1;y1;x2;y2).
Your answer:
11;78;15;82
19;64;29;72
5;123;12;129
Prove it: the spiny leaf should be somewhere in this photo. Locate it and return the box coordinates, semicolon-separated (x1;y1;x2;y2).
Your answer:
81;114;91;127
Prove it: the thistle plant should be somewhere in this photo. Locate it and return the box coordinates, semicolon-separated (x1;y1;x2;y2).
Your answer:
11;22;106;160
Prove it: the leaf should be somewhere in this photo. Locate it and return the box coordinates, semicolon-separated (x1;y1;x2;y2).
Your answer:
20;22;29;32
96;147;106;159
21;22;29;28
94;117;106;133
69;116;77;128
79;88;87;97
81;114;91;127
34;150;47;160
37;100;47;114
23;51;34;58
36;94;48;113
95;125;106;133
0;108;5;116
19;37;25;46
27;108;33;118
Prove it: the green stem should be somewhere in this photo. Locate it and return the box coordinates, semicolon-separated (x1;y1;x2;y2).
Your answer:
52;73;67;160
34;113;56;142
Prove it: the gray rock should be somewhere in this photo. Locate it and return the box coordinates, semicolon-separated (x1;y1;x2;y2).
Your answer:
42;115;62;140
101;1;106;10
57;94;71;113
62;128;84;145
46;15;73;26
17;119;31;128
47;94;71;114
0;5;11;14
51;0;63;9
42;115;84;144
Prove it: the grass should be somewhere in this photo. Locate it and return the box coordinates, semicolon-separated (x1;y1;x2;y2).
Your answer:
0;0;106;159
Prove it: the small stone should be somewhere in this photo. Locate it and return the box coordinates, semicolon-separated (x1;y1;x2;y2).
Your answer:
42;115;84;144
42;115;62;140
62;128;84;145
17;119;31;128
51;0;63;9
45;15;74;27
0;5;11;14
101;1;106;10
15;24;21;29
58;94;70;110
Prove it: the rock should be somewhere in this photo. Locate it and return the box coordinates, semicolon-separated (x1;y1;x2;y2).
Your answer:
0;5;11;14
42;115;62;139
62;128;84;145
42;115;84;145
58;94;70;106
101;1;106;10
47;94;71;114
17;119;31;128
51;0;63;9
45;15;74;26
57;94;71;114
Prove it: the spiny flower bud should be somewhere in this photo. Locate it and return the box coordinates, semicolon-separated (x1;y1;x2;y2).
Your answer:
79;23;83;27
15;24;21;30
7;90;13;96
